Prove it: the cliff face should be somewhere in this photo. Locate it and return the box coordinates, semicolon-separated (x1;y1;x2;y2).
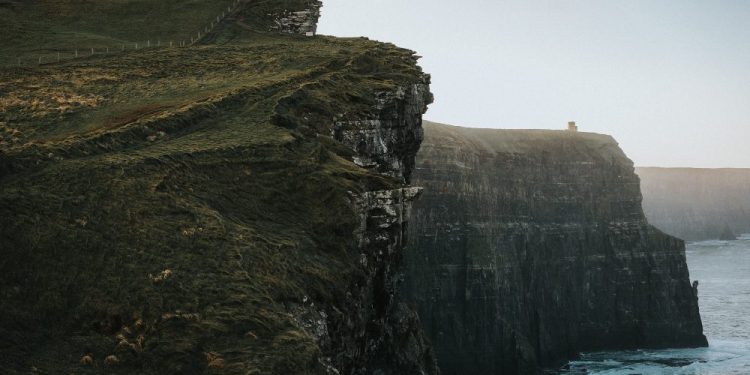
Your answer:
401;122;706;374
269;1;323;35
636;167;750;241
0;2;437;374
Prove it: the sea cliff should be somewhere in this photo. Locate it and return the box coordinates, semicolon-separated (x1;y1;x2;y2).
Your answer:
0;2;437;374
637;167;750;241
402;122;707;374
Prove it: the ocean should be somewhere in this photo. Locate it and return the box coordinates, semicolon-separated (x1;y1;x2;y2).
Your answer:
558;234;750;374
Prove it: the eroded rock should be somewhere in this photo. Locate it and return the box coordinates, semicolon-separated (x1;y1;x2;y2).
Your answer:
402;122;707;374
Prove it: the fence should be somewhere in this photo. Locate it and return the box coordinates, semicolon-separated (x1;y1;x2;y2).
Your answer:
4;0;243;68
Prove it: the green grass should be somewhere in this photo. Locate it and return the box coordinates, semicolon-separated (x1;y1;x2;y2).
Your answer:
0;0;236;64
0;0;322;66
0;3;427;373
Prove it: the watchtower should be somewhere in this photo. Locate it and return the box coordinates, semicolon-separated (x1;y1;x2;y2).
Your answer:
567;121;578;132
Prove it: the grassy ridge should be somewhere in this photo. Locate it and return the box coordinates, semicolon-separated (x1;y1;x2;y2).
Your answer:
0;4;428;373
0;0;237;65
0;0;321;66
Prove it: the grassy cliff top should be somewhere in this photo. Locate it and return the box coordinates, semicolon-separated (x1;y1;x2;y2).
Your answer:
1;34;424;166
422;120;632;166
0;0;323;64
1;0;235;62
0;2;429;373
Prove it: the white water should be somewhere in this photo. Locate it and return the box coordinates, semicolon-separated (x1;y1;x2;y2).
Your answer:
559;234;750;374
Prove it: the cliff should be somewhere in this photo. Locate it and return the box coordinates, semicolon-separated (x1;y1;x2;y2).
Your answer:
401;122;707;374
637;167;750;241
0;2;437;374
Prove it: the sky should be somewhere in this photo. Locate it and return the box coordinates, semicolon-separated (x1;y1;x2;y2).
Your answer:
318;0;750;168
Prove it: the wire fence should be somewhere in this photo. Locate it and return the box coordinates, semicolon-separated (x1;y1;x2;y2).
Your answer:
4;0;243;68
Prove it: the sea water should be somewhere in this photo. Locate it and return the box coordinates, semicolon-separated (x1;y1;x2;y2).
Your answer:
558;234;750;374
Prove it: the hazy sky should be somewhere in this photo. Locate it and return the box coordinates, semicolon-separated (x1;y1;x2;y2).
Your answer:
318;1;750;168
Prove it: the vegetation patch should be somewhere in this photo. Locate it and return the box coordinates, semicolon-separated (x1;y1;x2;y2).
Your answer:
0;4;429;373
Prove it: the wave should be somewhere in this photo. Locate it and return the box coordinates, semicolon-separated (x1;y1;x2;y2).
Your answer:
562;339;750;374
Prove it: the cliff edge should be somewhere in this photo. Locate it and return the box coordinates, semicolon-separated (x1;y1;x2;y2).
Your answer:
402;121;707;374
0;2;437;374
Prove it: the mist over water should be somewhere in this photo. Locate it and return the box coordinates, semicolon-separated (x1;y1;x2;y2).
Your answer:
558;235;750;374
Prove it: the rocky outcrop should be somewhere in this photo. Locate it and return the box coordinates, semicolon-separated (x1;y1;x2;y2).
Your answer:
334;81;433;183
337;187;438;374
270;1;323;35
401;122;707;374
295;80;437;374
636;167;750;241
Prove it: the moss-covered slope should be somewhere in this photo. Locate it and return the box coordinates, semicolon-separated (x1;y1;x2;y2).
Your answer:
0;0;324;65
0;3;435;374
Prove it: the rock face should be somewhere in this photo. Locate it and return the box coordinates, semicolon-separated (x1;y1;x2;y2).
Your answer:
637;167;750;241
270;1;323;35
343;187;438;374
401;122;707;374
334;82;433;183
304;77;438;374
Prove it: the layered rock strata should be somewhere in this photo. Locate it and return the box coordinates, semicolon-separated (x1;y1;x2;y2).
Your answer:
299;79;438;375
334;82;433;183
270;1;323;35
401;122;707;374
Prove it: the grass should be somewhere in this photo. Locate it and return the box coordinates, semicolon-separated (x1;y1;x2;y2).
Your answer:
0;0;236;65
0;3;428;374
0;0;323;66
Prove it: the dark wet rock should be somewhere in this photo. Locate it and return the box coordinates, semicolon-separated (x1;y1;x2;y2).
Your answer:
401;122;707;374
340;187;439;375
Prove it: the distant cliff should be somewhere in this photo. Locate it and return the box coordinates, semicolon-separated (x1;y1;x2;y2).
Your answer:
401;122;706;374
637;167;750;241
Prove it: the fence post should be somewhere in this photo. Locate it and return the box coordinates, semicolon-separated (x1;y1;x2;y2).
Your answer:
135;43;138;49
57;52;61;62
39;56;42;65
75;49;78;57
106;47;109;53
91;47;94;55
18;57;20;66
147;40;150;47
